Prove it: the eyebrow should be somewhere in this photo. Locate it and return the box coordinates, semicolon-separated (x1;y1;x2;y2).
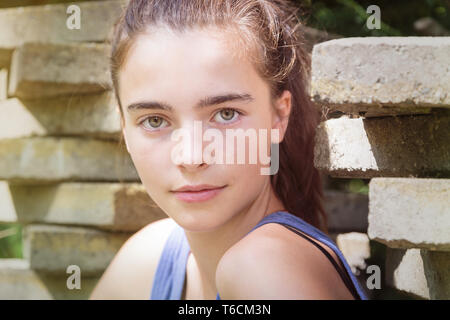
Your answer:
126;93;254;113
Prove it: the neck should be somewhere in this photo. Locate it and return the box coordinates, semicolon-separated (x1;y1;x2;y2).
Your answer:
183;179;286;298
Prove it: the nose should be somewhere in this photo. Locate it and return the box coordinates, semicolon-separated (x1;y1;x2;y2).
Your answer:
171;120;208;172
179;161;208;172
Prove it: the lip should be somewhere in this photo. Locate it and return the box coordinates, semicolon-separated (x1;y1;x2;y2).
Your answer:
171;184;227;203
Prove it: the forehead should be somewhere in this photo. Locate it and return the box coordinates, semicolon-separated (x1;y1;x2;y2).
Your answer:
118;26;267;109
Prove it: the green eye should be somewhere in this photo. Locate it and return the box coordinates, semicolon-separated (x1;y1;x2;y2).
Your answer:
214;108;241;124
220;109;235;120
142;116;168;130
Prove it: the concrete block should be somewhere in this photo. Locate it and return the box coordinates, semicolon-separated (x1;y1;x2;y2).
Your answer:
0;0;126;67
368;178;450;251
0;68;7;100
385;247;450;299
8;42;111;99
0;182;166;232
23;224;132;276
0;258;100;299
0;93;121;140
0;49;12;69
0;137;139;183
336;232;371;275
311;37;450;117
0;181;16;222
314;114;450;178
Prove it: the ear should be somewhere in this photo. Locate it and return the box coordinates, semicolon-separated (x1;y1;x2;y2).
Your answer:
271;90;292;144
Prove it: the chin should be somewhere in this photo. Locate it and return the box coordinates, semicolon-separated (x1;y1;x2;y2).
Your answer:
171;208;230;233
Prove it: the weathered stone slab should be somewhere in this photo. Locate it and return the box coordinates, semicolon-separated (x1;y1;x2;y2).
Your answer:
324;190;368;232
314;114;450;178
385;247;450;299
23;224;132;276
336;232;370;275
8;42;112;99
0;258;100;299
0;69;7;100
1;182;166;232
368;178;450;251
311;37;450;117
0;137;139;184
0;49;12;69
0;0;126;67
0;93;121;140
0;181;16;222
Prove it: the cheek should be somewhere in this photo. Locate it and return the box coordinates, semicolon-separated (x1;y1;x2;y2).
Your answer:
125;132;172;187
223;157;268;197
219;162;269;218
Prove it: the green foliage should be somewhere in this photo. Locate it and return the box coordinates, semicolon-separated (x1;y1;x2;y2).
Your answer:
295;0;450;36
348;179;369;195
0;224;23;259
327;177;370;195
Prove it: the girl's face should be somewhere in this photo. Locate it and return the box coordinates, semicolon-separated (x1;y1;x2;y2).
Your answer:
118;26;291;231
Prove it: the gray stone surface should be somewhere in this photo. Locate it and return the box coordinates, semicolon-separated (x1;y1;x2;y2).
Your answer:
0;181;16;222
336;232;370;275
0;93;121;140
311;37;450;116
0;68;7;100
23;224;132;276
0;182;167;232
0;258;100;299
385;247;450;299
0;137;139;183
368;178;450;251
8;42;112;99
314;114;450;178
0;0;126;67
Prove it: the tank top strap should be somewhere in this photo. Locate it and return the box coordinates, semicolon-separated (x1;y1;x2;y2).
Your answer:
150;224;190;300
152;211;369;300
244;211;369;300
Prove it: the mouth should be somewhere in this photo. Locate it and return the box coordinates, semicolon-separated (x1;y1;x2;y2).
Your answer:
170;185;227;203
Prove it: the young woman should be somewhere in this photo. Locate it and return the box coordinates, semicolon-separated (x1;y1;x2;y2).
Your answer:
90;0;368;300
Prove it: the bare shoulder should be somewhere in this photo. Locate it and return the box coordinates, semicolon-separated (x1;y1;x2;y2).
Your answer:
89;217;177;300
216;222;355;300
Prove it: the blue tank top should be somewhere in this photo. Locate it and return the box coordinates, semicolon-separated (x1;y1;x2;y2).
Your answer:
150;210;369;300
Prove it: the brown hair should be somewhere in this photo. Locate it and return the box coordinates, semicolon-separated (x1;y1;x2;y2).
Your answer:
110;0;328;233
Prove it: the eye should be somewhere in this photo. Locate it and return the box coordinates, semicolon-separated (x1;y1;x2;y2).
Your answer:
140;116;169;131
213;108;242;125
